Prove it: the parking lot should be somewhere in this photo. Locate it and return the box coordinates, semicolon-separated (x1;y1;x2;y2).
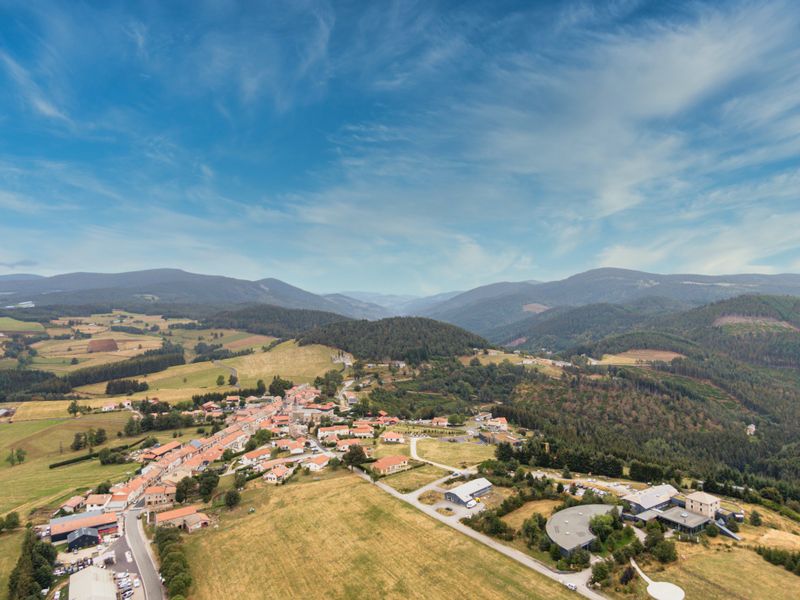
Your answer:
53;533;145;600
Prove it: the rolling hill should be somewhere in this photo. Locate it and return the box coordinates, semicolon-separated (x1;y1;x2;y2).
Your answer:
420;268;800;335
0;269;386;319
297;316;489;361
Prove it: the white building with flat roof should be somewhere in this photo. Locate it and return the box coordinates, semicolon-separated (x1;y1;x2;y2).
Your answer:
68;565;116;600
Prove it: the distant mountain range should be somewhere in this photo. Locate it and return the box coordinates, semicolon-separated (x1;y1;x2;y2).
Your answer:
3;267;800;339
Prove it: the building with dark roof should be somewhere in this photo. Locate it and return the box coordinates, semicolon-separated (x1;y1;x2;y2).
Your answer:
67;527;100;551
545;504;615;555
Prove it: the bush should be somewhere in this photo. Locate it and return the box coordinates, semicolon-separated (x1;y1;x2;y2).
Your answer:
652;540;677;563
591;560;611;584
750;510;763;526
225;490;241;509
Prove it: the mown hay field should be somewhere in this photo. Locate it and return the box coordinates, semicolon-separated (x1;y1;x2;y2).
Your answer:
0;317;44;333
184;473;575;600
416;438;494;468
382;464;449;493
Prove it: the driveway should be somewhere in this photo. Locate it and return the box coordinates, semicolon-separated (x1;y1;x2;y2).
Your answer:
124;508;165;600
353;467;604;599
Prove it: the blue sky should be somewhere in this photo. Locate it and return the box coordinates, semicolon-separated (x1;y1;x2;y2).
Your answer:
1;0;799;295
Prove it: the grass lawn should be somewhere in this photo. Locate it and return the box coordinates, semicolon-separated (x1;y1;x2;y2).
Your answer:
416;438;494;468
0;530;25;600
0;317;44;333
614;545;800;600
501;499;562;530
184;472;576;600
0;412;136;515
382;464;449;493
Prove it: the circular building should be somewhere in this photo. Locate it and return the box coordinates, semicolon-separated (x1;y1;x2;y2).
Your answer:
545;504;614;555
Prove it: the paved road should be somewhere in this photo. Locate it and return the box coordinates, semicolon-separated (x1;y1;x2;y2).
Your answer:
125;509;164;600
353;466;605;599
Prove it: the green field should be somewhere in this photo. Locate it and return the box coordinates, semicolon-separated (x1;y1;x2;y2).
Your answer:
382;464;449;493
184;473;575;600
0;412;137;515
0;317;44;333
416;439;495;468
0;530;25;600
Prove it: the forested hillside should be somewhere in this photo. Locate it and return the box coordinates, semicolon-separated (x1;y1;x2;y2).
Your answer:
200;304;350;337
487;297;688;351
361;358;800;499
298;317;488;361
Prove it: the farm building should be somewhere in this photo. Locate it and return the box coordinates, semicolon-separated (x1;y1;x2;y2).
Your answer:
50;511;118;543
622;484;678;514
68;565;116;600
445;478;493;507
67;527;101;551
86;338;119;353
546;504;615;555
155;505;210;532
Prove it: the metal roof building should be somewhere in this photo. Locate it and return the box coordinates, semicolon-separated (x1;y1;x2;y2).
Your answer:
622;484;678;514
444;477;493;505
68;565;116;600
546;504;615;554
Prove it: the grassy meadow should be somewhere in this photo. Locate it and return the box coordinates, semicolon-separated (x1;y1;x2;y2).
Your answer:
0;317;44;333
0;412;136;515
0;530;25;600
415;438;494;468
382;464;449;493
615;545;800;600
184;473;576;600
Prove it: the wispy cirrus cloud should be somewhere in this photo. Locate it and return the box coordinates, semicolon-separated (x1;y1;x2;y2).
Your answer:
0;1;799;292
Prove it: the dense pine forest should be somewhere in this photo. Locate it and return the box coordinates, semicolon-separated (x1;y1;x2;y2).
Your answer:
363;358;800;501
196;304;349;337
298;317;489;361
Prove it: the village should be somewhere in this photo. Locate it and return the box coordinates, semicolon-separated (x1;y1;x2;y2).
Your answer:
28;375;755;600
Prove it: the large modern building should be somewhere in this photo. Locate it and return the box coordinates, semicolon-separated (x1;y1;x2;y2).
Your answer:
50;511;118;543
546;504;615;555
657;506;711;535
68;565;116;600
444;478;493;507
622;484;678;514
685;491;720;519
